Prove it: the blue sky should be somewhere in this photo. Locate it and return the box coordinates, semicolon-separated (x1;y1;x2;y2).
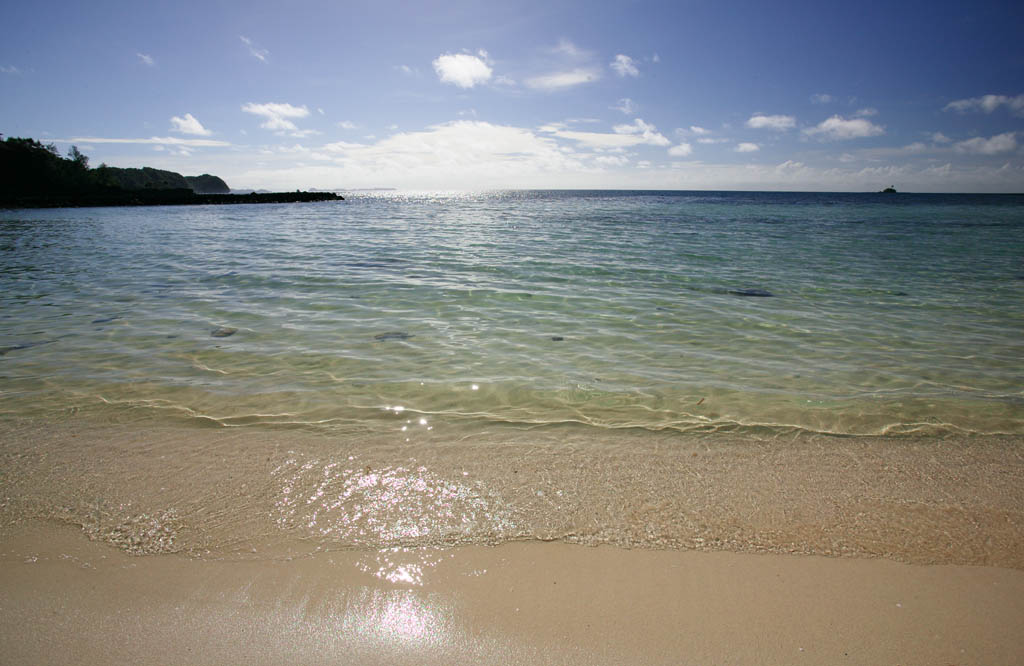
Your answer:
2;0;1023;191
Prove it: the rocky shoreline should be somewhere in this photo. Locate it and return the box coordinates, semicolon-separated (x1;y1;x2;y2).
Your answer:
1;189;343;209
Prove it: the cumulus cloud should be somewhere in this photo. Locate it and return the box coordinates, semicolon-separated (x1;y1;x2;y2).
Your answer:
338;120;357;129
525;68;600;90
931;132;952;144
433;50;493;88
854;107;878;117
735;142;760;152
136;53;154;67
803;115;884;140
613;98;638;114
241;102;310;131
689;126;710;135
610;54;639;77
668;143;693;157
944;94;1024;115
746;114;796;131
612;118;670;145
954;132;1017;155
240;36;268;62
290;120;591;189
170;113;212;136
810;93;833;104
595;155;630;167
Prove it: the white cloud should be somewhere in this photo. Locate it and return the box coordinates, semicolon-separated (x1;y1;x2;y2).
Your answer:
432;51;493;88
241;102;310;131
395;64;416;76
668;143;693;157
170;113;212;136
931;132;952;144
746;114;796;131
338;120;357;129
954;132;1017;155
595;155;630;167
810;93;833;104
854;107;878;117
65;136;230;147
735;142;760;152
280;120;588;189
610;54;639;77
221;122;1024;193
136;53;154;67
697;137;730;144
239;36;268;62
612;98;638;114
612;118;670;145
540;118;668;148
525;68;600;90
553;39;589;59
944;94;1024;116
803;115;884;140
689;126;710;135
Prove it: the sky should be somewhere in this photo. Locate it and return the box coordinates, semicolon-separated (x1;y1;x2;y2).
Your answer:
2;0;1023;192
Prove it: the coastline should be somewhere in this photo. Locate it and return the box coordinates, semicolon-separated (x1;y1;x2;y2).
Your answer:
2;417;1022;566
2;523;1023;665
1;411;1022;662
0;190;342;209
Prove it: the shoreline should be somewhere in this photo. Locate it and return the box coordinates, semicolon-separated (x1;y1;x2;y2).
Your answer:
2;418;1023;662
2;523;1023;665
1;417;1022;566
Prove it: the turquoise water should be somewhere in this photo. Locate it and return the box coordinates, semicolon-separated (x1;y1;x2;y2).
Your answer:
2;190;1023;437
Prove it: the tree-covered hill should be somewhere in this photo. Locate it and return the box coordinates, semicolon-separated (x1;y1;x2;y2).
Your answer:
0;136;339;207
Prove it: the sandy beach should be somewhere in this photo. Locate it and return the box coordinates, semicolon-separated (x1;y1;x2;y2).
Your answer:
2;523;1023;665
1;419;1023;664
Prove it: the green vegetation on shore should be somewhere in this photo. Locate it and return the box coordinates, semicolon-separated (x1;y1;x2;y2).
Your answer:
0;136;341;208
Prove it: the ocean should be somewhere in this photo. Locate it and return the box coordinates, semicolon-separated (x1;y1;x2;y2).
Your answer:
1;190;1022;564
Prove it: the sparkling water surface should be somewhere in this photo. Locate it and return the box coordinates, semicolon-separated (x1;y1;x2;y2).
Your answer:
2;190;1022;437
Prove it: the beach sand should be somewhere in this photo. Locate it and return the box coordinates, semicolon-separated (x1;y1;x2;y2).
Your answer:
2;524;1023;665
1;419;1023;664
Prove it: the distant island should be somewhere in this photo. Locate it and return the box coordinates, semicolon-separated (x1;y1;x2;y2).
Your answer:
880;186;898;193
0;136;342;208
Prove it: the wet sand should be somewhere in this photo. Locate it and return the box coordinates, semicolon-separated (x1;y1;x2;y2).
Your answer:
2;418;1023;663
2;524;1023;665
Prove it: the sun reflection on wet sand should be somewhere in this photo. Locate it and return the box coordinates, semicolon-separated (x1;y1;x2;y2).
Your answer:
355;546;450;585
345;588;450;649
272;452;516;548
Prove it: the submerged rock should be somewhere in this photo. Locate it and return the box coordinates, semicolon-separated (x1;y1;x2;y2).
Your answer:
728;288;775;297
211;326;237;338
0;339;57;355
374;331;413;341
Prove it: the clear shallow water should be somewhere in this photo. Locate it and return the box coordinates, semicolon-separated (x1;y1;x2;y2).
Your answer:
3;191;1024;563
1;190;1023;437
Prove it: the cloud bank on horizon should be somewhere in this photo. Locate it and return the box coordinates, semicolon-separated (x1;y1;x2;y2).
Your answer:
2;0;1022;192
